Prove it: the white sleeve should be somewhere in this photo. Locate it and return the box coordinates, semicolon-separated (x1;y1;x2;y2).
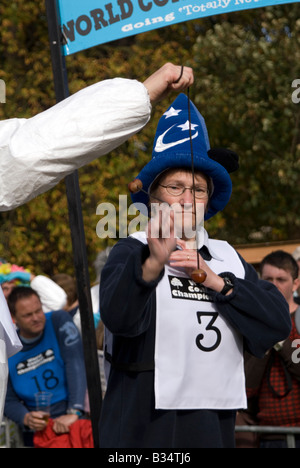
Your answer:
30;275;67;313
0;78;151;211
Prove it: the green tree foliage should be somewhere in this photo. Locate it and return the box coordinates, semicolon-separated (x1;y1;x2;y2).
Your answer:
0;1;299;278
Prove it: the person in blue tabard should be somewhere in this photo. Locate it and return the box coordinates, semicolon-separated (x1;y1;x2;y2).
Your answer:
99;93;292;448
4;286;86;441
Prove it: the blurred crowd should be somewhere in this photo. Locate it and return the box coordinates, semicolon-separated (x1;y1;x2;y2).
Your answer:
0;245;299;448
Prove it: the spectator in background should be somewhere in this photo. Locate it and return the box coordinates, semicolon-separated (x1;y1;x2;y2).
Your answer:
52;274;79;318
4;287;87;446
244;250;300;448
0;261;67;312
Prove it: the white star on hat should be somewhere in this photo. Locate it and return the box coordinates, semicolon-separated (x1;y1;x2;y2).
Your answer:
163;107;182;119
177;120;199;132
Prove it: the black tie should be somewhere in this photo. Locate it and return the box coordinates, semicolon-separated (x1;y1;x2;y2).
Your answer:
198;245;212;261
175;245;212;261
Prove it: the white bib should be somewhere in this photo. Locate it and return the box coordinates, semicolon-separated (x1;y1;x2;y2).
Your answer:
131;232;247;410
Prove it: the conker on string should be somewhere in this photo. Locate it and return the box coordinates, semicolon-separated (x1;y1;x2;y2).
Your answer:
191;269;207;284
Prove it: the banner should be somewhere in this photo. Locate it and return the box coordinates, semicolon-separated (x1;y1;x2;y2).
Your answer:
58;0;299;55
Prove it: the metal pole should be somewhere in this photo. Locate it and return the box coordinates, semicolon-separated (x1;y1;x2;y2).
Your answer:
45;0;102;448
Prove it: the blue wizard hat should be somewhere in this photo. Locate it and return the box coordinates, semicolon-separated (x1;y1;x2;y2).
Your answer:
131;93;238;220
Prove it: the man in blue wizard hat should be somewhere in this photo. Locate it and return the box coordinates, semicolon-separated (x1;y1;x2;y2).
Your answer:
98;93;291;448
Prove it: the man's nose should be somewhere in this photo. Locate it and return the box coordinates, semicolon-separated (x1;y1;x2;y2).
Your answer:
32;312;41;320
180;188;194;204
269;279;281;290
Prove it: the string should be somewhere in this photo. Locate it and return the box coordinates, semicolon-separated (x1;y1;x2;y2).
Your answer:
187;87;200;271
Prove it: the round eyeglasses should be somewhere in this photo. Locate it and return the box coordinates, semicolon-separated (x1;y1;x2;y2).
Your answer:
159;184;209;199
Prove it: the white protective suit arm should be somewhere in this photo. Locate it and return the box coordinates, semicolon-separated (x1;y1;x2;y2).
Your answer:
0;78;151;211
30;275;67;313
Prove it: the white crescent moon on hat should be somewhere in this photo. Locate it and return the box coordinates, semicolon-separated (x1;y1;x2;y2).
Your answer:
154;124;199;153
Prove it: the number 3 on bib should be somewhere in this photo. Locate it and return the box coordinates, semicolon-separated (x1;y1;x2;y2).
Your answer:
195;312;222;352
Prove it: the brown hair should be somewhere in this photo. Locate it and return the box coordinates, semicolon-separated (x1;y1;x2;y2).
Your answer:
52;273;78;307
260;250;299;280
8;286;40;317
